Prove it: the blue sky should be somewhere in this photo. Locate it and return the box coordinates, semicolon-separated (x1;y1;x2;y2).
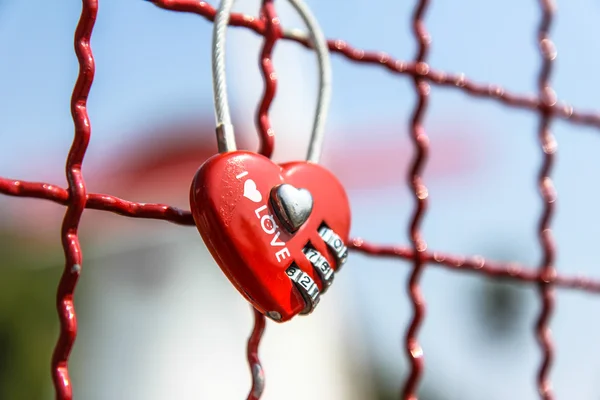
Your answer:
2;0;600;398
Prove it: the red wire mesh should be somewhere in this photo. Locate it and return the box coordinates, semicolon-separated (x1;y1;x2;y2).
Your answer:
1;0;599;399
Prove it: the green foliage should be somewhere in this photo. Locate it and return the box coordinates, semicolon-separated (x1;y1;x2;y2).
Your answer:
0;234;62;400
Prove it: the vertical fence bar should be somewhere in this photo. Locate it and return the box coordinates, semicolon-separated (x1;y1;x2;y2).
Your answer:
255;0;281;158
403;0;431;399
246;307;267;400
534;1;558;399
51;1;97;399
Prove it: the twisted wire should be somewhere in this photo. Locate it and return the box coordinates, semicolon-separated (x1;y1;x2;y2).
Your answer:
255;0;280;158
148;0;600;130
246;307;266;400
350;239;600;293
50;1;97;399
2;179;599;292
402;1;431;399
534;0;558;398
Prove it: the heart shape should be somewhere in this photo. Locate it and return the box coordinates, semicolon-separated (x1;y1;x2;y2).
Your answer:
190;150;351;322
243;179;262;203
269;183;313;233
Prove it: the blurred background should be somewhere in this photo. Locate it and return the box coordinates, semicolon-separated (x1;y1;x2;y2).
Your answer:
2;0;600;399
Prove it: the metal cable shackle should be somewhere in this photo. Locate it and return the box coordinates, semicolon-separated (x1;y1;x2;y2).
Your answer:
212;0;332;162
286;0;331;163
212;0;236;152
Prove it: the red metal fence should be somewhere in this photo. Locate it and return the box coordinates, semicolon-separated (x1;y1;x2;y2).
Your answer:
2;1;600;399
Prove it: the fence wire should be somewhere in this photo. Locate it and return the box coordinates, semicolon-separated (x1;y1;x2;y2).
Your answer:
0;0;599;399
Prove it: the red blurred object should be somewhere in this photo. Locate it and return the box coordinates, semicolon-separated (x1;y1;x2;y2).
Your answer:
190;151;350;322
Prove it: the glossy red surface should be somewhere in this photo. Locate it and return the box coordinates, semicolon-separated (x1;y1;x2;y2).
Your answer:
50;1;97;399
190;151;350;322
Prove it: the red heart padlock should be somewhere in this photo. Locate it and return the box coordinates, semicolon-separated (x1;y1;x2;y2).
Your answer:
190;150;351;322
197;0;346;321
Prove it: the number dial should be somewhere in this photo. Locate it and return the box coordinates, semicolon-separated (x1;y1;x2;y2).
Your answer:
286;265;320;314
319;226;349;269
303;248;334;292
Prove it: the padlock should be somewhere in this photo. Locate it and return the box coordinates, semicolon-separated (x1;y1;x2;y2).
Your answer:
189;0;350;322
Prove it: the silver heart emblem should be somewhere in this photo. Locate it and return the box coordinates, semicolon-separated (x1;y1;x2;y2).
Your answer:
269;184;313;233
